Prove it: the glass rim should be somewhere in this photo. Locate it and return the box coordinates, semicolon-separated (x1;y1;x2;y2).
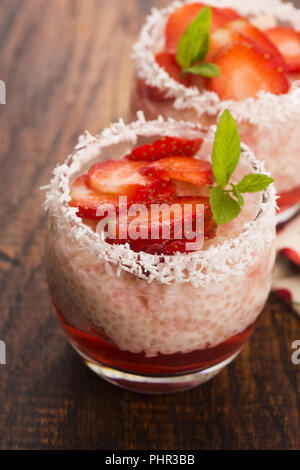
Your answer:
43;114;277;287
132;0;300;128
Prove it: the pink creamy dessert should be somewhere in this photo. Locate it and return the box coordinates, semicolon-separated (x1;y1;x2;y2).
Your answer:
132;0;300;220
44;116;277;393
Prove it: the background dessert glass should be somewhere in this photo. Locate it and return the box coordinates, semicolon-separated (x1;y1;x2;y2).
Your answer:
44;115;277;394
131;0;300;223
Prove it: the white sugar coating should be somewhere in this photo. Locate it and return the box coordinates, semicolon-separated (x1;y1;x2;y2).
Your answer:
43;116;277;356
132;0;300;193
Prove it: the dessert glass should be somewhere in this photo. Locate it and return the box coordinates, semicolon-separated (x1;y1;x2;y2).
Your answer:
131;0;300;223
44;115;277;394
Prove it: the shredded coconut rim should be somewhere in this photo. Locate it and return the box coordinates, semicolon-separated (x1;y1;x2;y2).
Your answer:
132;0;300;127
43;114;277;287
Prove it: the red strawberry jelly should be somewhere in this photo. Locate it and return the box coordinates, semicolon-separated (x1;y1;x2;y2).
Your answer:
54;304;257;376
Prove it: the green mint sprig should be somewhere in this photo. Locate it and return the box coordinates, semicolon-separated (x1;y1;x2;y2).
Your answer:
209;109;274;225
176;6;220;78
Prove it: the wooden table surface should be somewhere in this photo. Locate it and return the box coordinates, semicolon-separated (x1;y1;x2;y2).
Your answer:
0;0;300;450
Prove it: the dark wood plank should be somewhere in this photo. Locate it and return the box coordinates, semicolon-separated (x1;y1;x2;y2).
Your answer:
0;0;299;450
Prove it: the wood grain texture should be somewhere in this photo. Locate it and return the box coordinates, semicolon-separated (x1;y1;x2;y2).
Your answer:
0;0;299;450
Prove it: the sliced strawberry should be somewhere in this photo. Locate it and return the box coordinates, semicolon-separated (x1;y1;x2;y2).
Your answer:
174;180;210;197
265;27;300;72
209;42;289;100
165;3;239;54
155;52;191;86
225;19;287;70
87;159;177;206
165;3;205;54
70;173;176;221
69;175;121;220
210;8;237;31
125;136;203;162
141;157;213;186
206;27;241;62
162;212;217;253
133;179;177;205
87;160;151;196
106;196;216;254
207;27;279;64
172;196;217;241
219;8;241;21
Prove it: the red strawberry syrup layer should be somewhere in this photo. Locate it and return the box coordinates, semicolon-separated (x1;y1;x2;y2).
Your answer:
44;118;276;376
132;0;300;210
54;304;257;376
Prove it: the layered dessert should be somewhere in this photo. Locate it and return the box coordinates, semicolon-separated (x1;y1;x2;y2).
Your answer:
44;114;276;393
132;0;300;220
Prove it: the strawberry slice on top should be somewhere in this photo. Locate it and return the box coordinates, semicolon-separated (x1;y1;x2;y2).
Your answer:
206;24;286;69
87;160;152;196
165;2;240;54
141;156;213;186
70;139;217;252
69;175;121;220
206;27;245;63
87;159;176;205
225;19;287;70
70;171;176;220
209;42;289;100
265;27;300;72
125;136;203;162
218;8;241;22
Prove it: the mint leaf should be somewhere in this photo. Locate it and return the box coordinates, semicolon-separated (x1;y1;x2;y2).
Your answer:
211;109;241;187
176;6;212;69
231;184;244;206
209;110;273;226
236;174;274;193
209;186;241;225
183;63;220;78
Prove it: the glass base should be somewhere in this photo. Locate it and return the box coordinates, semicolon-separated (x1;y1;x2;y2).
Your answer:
74;345;242;394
